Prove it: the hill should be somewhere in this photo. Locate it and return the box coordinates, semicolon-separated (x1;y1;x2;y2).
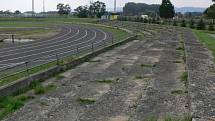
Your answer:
175;7;206;13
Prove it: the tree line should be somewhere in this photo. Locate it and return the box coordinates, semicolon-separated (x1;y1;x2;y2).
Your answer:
57;1;106;18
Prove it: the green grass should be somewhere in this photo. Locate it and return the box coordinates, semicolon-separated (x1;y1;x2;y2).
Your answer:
192;29;215;62
55;75;65;80
171;90;186;95
77;98;96;105
34;84;56;95
0;61;56;86
0;17;98;27
0;80;56;119
180;72;188;87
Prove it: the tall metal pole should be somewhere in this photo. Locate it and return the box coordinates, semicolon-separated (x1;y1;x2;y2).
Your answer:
32;0;34;16
43;0;45;13
114;0;116;12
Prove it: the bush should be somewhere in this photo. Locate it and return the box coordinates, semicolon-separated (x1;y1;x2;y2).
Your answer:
152;18;156;24
208;23;214;31
181;20;186;27
173;20;178;26
189;19;195;29
196;19;205;30
143;18;148;23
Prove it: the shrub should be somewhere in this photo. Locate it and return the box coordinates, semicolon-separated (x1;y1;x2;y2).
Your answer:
196;19;205;30
189;19;195;29
173;20;178;26
181;19;186;27
208;22;214;31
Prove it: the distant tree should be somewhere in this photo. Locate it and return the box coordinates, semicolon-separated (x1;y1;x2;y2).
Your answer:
196;19;206;30
180;20;186;27
204;4;215;23
159;0;175;19
14;10;21;14
89;1;106;18
189;19;195;29
173;20;177;26
57;3;71;16
208;22;214;31
74;6;89;18
123;2;159;16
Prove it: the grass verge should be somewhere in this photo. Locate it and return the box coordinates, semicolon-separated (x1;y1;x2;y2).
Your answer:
0;80;56;119
192;29;215;62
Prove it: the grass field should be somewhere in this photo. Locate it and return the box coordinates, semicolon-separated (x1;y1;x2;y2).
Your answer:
193;29;215;61
0;17;98;27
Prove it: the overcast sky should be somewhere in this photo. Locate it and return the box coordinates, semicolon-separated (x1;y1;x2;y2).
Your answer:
0;0;213;12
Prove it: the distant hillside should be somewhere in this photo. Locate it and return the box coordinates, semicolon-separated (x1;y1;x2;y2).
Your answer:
118;2;206;16
175;7;206;13
123;2;159;16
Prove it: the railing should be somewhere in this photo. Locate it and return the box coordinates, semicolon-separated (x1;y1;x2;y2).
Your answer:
0;35;117;86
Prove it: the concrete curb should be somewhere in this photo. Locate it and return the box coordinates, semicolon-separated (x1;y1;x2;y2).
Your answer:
0;35;137;97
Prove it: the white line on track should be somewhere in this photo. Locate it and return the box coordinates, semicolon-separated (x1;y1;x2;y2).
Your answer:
0;26;73;52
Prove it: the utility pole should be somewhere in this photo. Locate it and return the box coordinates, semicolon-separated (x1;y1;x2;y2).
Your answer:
32;0;34;16
114;0;116;12
43;0;45;13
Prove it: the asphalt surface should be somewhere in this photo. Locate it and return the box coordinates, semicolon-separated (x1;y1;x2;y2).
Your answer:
0;24;112;73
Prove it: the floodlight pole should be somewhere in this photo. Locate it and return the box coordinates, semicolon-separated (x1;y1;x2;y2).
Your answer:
114;0;116;12
43;0;45;13
32;0;34;16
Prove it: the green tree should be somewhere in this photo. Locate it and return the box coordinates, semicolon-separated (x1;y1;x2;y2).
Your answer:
74;6;89;18
173;20;177;26
208;22;214;31
159;0;175;19
196;19;206;30
14;10;21;14
89;1;106;18
204;4;215;23
181;19;186;27
57;3;71;16
189;19;195;28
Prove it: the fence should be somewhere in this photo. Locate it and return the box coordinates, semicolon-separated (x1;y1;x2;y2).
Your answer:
0;34;117;86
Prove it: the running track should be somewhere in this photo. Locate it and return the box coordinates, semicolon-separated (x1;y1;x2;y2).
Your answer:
0;24;113;72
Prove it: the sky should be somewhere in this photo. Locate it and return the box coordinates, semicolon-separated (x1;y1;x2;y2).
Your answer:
0;0;213;12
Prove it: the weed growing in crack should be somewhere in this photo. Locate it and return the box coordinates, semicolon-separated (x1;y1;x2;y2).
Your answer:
77;98;96;105
95;79;113;84
55;75;65;80
141;64;156;68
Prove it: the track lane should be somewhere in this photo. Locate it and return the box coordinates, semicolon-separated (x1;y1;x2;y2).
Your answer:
0;24;111;71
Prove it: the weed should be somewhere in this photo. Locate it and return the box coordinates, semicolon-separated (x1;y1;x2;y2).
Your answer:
181;72;188;86
88;60;101;63
34;85;46;95
95;79;113;84
172;60;182;63
77;98;96;105
55;75;65;80
141;64;156;68
171;90;185;95
135;76;144;79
